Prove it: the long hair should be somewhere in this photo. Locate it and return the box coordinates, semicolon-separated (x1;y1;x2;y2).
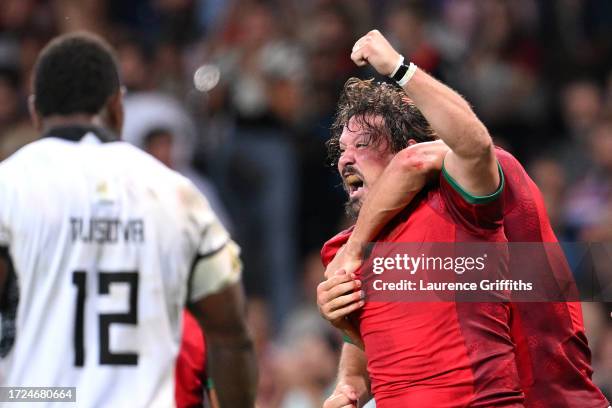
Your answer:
327;78;436;165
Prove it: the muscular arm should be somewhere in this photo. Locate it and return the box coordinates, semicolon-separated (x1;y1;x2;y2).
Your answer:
320;143;447;342
338;342;371;404
351;30;500;198
185;184;257;407
189;282;257;408
345;140;449;257
323;342;371;408
401;68;499;196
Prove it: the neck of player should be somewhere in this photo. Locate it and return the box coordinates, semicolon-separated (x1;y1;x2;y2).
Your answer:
40;114;107;134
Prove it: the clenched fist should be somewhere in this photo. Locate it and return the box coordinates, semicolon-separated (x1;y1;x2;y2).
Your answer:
351;29;401;76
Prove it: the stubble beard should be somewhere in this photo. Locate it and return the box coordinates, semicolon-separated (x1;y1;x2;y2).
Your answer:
344;196;362;220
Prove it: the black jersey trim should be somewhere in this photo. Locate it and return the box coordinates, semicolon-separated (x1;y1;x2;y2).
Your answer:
42;125;118;143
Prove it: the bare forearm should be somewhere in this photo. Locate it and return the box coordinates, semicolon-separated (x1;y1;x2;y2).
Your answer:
351;29;499;202
349;157;421;249
402;68;499;195
352;30;490;158
191;283;258;407
207;335;258;408
348;141;448;253
338;342;370;403
401;69;491;158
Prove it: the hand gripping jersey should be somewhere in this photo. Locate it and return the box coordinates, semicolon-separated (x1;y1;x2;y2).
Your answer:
326;155;521;408
0;126;240;407
322;148;609;408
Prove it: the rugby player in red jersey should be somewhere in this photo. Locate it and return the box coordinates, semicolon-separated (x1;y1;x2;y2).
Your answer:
317;30;610;408
320;141;610;408
317;29;521;408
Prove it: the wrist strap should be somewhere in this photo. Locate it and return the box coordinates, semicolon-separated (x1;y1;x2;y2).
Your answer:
389;54;404;78
396;62;418;87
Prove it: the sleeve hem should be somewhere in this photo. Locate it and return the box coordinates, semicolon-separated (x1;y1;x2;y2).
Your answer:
441;160;504;205
342;332;354;344
188;241;242;303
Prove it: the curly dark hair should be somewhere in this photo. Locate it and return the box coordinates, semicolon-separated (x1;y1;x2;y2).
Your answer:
327;78;437;166
33;32;120;117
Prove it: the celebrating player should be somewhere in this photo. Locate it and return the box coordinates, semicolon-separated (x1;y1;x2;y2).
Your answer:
319;29;516;407
321;140;610;408
0;32;257;407
318;30;610;407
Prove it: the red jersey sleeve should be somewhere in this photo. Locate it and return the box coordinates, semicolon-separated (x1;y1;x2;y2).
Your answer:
439;160;505;235
320;227;352;267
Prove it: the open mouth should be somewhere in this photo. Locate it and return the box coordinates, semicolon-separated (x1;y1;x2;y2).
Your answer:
344;174;365;197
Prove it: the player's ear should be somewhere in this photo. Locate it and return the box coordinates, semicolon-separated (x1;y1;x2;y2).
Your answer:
408;138;417;146
105;88;124;138
28;94;42;131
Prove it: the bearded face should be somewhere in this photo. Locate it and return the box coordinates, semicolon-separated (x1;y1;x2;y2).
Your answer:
337;116;395;219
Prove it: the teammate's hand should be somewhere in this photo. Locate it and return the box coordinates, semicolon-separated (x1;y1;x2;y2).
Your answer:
317;269;365;350
351;29;401;76
323;383;359;408
320;243;366;347
324;243;363;280
317;269;364;328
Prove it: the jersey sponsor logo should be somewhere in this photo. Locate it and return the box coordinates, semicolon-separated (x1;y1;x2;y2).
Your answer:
70;218;144;244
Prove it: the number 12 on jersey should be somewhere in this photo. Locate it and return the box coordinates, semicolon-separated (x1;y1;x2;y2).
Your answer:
72;270;139;367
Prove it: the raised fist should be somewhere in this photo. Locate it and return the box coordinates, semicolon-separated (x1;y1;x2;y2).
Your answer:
350;29;401;76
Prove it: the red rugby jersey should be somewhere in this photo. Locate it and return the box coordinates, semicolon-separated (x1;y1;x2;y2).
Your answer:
321;148;610;407
495;150;608;408
324;155;523;407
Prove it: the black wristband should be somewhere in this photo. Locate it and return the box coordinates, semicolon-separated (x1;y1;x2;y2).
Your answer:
391;63;409;82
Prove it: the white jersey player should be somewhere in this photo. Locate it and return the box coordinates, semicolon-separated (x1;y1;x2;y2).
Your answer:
0;32;257;408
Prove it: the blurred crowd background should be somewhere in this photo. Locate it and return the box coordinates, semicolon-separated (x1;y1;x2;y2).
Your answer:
1;0;611;406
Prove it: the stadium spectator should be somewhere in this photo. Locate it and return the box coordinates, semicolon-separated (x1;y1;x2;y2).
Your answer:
564;118;612;240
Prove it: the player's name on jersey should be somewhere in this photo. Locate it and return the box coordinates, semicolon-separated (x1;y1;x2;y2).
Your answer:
70;217;145;244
